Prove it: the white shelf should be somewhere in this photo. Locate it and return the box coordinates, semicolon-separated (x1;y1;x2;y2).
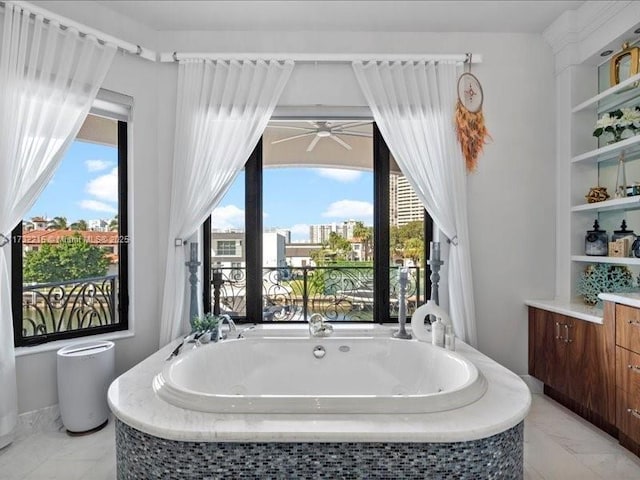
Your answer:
571;255;640;266
571;195;640;213
572;72;640;113
571;134;640;164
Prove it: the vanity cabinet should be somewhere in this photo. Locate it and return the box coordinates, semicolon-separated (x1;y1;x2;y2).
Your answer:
528;306;616;425
615;304;640;453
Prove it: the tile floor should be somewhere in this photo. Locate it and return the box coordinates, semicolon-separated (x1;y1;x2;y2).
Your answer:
1;394;640;479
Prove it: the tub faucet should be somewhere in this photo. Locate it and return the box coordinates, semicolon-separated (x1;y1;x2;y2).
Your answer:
308;313;333;337
217;315;237;341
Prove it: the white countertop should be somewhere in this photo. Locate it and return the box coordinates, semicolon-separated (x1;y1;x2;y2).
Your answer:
108;325;531;443
525;299;603;324
599;292;640;309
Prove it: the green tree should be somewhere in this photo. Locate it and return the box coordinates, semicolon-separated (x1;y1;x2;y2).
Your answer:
23;233;110;283
47;216;68;230
327;232;352;261
70;219;88;231
403;237;424;265
109;214;118;232
353;221;373;261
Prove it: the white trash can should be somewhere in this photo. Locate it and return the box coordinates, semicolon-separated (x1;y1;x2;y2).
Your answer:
57;340;115;434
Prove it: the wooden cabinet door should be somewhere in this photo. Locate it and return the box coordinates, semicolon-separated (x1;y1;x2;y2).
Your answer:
531;308;566;391
565;317;616;424
616;304;640;352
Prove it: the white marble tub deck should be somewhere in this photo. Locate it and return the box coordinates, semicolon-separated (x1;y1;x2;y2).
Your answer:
107;324;531;443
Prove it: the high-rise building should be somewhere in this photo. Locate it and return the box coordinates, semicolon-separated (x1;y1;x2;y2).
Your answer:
389;174;423;226
309;220;361;243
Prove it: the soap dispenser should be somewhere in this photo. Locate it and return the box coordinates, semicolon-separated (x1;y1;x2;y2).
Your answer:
432;317;445;348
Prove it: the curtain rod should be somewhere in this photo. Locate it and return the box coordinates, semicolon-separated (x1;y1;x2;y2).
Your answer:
159;52;483;64
3;1;157;62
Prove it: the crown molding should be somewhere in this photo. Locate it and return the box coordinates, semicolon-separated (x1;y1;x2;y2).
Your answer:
543;1;636;73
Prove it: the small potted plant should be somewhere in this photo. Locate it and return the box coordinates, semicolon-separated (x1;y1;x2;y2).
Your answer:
190;312;222;343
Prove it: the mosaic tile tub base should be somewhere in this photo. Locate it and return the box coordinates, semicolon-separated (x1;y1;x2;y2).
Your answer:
115;419;523;479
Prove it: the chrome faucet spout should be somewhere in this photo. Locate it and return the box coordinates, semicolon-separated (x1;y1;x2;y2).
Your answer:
308;313;333;337
217;315;237;341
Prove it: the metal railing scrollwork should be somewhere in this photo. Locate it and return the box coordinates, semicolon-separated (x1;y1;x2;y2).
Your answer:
21;275;118;337
211;265;421;322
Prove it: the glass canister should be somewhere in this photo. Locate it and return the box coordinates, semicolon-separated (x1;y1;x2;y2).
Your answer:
612;219;635;241
585;219;608;256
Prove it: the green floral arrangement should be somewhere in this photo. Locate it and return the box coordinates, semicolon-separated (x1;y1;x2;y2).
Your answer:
593;107;640;143
190;312;225;333
577;264;635;306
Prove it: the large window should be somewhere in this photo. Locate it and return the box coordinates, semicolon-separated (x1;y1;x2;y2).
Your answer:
204;121;431;323
12;94;129;346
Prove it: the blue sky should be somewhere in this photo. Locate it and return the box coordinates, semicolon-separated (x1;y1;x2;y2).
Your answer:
211;167;374;241
27;140;374;242
27;140;118;224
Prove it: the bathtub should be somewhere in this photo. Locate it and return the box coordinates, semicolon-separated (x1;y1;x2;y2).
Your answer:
153;334;487;414
110;325;530;479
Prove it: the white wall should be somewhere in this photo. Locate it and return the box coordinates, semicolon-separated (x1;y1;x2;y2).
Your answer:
16;2;162;413
13;2;557;413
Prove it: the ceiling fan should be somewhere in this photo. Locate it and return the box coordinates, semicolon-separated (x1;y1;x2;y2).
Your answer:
268;121;372;152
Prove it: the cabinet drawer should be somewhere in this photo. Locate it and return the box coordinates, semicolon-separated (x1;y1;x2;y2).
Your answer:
617;387;640;444
616;305;640;353
616;347;640;394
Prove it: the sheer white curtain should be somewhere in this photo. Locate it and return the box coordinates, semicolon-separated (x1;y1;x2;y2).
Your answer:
353;60;477;346
159;59;293;347
0;3;116;448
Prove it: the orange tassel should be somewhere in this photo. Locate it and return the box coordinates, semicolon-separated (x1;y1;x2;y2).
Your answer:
455;99;491;173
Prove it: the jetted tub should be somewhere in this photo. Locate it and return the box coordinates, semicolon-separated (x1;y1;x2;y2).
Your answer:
110;325;530;479
153;334;487;414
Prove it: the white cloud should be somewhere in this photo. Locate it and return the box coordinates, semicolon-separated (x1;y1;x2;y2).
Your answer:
211;205;245;230
315;168;362;183
289;223;310;242
85;160;113;172
86;167;118;202
79;200;117;214
322;200;373;220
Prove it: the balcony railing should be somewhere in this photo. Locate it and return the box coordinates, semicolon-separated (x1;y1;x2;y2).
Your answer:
20;275;118;338
211;265;421;322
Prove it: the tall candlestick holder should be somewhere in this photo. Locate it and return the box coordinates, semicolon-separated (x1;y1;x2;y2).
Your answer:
186;242;201;324
428;241;444;306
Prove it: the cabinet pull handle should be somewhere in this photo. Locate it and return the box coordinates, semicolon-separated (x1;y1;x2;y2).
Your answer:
564;324;572;343
627;320;640;327
628;365;640;373
555;322;562;340
628;408;640;420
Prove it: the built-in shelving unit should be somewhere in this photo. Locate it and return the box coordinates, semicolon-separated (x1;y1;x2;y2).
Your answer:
567;35;640;315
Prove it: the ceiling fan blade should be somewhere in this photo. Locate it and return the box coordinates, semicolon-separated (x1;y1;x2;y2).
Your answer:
306;135;321;152
271;132;316;145
330;134;352;151
266;125;315;132
334;131;373;138
332;121;371;130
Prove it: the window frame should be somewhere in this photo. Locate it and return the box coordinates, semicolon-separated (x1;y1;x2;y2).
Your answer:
12;113;129;347
203;122;432;323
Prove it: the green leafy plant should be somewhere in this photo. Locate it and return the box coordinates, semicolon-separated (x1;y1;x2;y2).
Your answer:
190;312;226;333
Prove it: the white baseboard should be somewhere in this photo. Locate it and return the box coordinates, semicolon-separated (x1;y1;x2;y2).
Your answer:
15;405;62;440
520;375;543;394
